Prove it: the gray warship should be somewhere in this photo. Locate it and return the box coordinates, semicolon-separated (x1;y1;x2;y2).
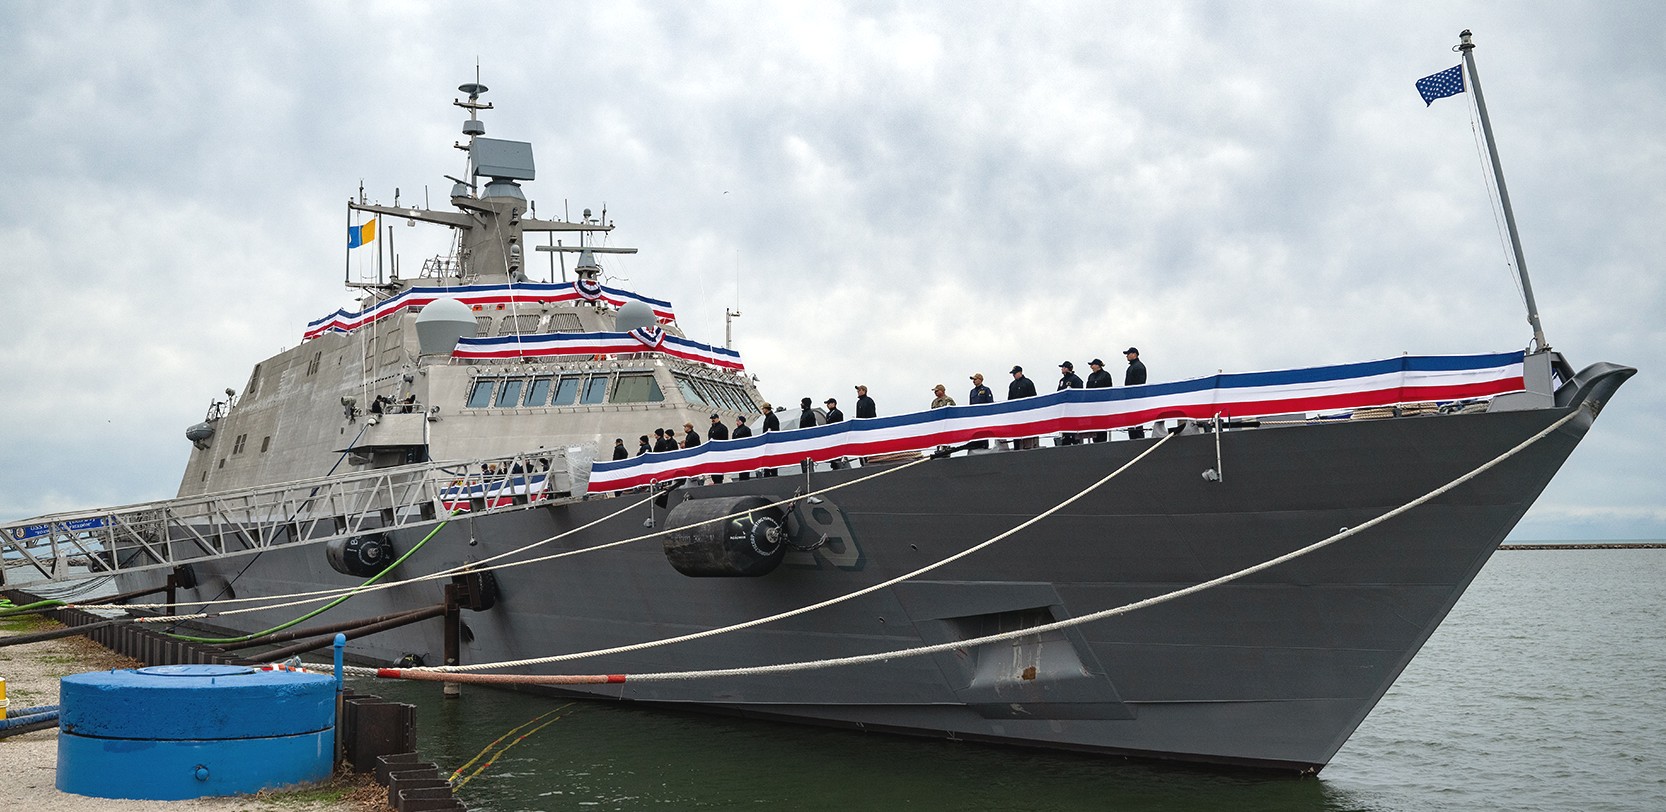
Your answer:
2;62;1635;773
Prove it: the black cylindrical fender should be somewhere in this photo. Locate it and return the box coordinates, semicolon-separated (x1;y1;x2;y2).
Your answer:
663;496;787;577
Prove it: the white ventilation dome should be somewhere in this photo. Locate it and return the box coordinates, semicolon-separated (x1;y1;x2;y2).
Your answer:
614;301;656;334
415;298;477;356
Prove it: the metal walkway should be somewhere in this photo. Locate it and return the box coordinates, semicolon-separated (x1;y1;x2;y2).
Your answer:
1;450;580;587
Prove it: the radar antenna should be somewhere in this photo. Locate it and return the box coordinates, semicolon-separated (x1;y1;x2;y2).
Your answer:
455;63;493;138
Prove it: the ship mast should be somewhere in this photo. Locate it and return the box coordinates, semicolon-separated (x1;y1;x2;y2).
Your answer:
1458;29;1549;353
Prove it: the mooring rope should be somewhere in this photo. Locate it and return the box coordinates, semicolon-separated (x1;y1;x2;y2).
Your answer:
358;406;1581;685
398;431;1179;674
118;492;656;617
118;454;932;621
448;703;574;790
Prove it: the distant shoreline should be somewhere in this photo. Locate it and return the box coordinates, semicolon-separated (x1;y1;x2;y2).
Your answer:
1500;542;1666;550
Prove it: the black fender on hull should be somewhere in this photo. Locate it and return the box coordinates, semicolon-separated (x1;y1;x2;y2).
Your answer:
663;495;787;577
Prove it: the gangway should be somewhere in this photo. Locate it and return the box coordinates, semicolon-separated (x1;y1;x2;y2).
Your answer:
1;449;586;587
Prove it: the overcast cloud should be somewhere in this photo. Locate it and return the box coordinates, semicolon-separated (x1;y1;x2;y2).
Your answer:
2;1;1661;539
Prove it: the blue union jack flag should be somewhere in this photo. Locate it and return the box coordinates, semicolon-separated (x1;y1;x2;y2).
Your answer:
1416;65;1465;106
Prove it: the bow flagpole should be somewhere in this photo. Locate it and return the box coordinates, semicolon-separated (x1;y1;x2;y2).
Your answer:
1422;29;1551;353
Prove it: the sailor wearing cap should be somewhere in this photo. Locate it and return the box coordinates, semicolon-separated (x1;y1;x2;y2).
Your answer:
1084;358;1114;443
1086;358;1114;389
1123;348;1146;385
705;413;730;482
1056;362;1084;445
1007;366;1037;400
930;384;955;408
824;398;847;468
731;416;754;479
1008;367;1038;448
1124;348;1148;439
854;385;877;419
967;374;994;449
1057;361;1083;390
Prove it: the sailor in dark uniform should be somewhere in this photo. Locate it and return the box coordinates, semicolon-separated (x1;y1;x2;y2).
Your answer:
1085;358;1113;442
732;416;753;479
611;438;628;460
968;373;994;449
760;404;780;476
824;398;846;468
1008;366;1038;449
1008;366;1037;399
854;385;877;418
1124;348;1148;439
706;414;729;482
1056;361;1083;445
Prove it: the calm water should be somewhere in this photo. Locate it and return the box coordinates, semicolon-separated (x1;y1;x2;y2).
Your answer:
358;549;1666;811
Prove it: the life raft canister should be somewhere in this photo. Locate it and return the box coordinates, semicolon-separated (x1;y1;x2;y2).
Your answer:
662;495;787;577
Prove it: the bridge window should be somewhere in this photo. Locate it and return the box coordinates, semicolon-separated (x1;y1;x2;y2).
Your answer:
581;376;609;405
552;376;580;406
495;379;525;408
674;375;707;406
466;380;495;409
525;376;553;406
613;373;664;403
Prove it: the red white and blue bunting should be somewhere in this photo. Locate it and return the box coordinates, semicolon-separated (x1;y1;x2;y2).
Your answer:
303;282;676;340
585;351;1528;493
629;325;666;349
573;278;604;301
452;330;745;371
438;472;551;512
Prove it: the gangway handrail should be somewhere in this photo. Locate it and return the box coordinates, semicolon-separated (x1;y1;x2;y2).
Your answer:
1;448;580;587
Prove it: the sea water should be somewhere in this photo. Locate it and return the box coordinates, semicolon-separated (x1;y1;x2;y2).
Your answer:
361;548;1666;811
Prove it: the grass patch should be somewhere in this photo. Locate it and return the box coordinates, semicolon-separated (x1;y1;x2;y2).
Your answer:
253;769;386;809
0;614;58;634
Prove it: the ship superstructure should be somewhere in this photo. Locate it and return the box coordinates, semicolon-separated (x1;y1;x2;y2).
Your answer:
176;82;762;499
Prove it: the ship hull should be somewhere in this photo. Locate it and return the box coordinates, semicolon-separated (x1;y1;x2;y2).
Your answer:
144;368;1628;773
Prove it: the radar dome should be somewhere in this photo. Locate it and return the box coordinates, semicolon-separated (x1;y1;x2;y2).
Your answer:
415;298;477;356
614;301;656;334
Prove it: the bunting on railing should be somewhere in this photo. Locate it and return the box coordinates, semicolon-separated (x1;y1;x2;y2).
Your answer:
585;351;1528;492
303;282;676;340
438;472;550;512
630;325;665;349
452;329;745;371
574;278;604;301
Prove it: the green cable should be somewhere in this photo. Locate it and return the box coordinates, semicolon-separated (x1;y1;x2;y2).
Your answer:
163;518;452;645
0;599;67;618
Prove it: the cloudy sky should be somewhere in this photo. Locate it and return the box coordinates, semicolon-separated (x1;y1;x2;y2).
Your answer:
3;2;1661;540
